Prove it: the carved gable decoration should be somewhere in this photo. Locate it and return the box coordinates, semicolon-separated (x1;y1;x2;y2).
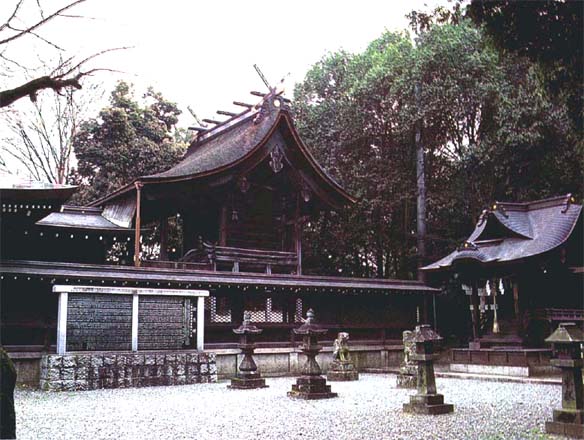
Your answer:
269;146;284;173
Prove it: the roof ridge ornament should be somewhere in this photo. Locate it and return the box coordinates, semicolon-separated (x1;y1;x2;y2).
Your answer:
457;241;479;251
477;202;510;227
491;202;509;218
561;193;575;214
477;209;489;226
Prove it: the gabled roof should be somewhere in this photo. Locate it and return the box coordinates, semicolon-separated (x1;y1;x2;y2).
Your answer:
90;93;355;210
422;194;582;272
36;205;134;232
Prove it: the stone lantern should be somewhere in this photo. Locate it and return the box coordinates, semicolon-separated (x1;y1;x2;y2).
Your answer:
403;324;454;415
396;330;418;389
544;322;584;438
288;309;337;399
228;311;267;389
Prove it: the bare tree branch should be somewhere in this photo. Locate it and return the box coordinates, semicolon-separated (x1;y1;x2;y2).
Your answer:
5;24;64;50
1;83;98;183
0;74;82;107
55;47;130;77
0;0;24;33
0;0;87;46
1;1;128;113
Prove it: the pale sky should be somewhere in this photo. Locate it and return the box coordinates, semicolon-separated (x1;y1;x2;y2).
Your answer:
3;0;447;124
1;0;447;178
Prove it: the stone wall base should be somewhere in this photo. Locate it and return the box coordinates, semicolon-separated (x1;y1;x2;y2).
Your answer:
215;344;404;379
450;363;554;377
40;351;217;391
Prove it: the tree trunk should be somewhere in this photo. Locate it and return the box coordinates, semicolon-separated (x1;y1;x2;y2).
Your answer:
415;83;427;281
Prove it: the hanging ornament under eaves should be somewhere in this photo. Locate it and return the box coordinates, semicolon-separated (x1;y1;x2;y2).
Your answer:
300;180;311;202
237;176;250;193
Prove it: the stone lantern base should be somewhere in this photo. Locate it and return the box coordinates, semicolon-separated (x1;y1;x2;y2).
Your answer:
228;372;268;390
288;376;338;400
327;360;359;382
545;409;584;438
396;372;416;389
403;393;454;415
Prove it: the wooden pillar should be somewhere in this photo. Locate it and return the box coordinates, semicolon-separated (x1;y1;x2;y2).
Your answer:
56;291;68;355
470;281;480;344
295;195;302;275
219;205;228;246
159;216;168;261
134;182;143;267
513;279;524;338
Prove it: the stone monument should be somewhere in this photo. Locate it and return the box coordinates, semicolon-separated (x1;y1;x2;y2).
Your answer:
228;311;268;389
403;324;454;415
288;309;337;399
396;330;417;388
544;322;583;438
327;332;359;381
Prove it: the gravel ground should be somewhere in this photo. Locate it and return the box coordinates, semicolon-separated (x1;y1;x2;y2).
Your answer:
15;374;567;440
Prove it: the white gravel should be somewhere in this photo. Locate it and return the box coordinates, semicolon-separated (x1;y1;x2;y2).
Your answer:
15;374;567;440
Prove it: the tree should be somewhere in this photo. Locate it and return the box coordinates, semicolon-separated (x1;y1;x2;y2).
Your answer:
295;34;421;279
1;80;101;183
71;81;188;204
0;0;123;109
468;0;583;130
294;21;504;278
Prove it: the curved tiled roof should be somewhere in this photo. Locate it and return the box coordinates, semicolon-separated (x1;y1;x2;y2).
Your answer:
147;104;279;180
423;195;582;271
90;94;355;208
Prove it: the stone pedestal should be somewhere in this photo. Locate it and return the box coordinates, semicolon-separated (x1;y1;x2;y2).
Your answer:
327;360;359;381
403;325;454;415
229;372;267;389
327;332;358;382
228;342;267;389
396;330;417;389
229;312;268;390
544;323;584;438
288;309;337;400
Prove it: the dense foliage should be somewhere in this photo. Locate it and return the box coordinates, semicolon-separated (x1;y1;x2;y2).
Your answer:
70;81;188;204
294;10;582;279
468;0;583;130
